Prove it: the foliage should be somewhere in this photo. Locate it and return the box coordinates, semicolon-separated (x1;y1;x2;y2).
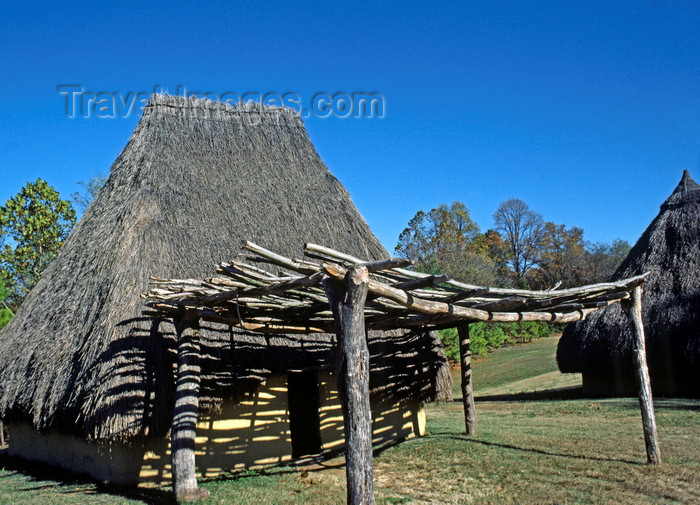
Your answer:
492;198;545;284
468;322;511;355
71;173;107;212
0;279;12;329
396;202;495;284
0;179;76;309
438;321;549;360
583;238;632;282
533;222;586;288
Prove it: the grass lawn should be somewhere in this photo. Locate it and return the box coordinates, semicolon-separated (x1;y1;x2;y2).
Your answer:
1;336;698;504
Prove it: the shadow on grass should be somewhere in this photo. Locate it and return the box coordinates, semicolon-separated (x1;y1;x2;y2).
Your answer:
472;385;585;402
0;452;176;504
438;434;644;466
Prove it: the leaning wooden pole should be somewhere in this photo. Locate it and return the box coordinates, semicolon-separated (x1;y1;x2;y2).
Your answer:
622;286;661;465
323;266;374;505
457;323;477;436
171;314;210;501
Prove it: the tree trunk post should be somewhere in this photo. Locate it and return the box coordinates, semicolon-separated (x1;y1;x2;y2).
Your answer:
622;286;661;465
457;323;477;436
323;266;374;505
171;313;210;501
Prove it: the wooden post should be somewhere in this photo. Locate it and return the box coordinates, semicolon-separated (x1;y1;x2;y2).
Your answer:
457;323;477;436
171;314;210;501
323;266;374;505
622;286;661;465
0;420;4;448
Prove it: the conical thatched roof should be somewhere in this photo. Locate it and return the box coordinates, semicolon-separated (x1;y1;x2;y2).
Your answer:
557;170;700;396
0;95;450;441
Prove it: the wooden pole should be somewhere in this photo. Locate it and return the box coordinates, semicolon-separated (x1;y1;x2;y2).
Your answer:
457;323;477;436
171;314;210;501
323;266;374;505
622;286;661;464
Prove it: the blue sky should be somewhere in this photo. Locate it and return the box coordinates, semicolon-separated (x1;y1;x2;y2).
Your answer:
1;1;698;253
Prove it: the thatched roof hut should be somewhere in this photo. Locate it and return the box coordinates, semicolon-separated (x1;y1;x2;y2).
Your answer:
0;95;450;451
557;170;700;397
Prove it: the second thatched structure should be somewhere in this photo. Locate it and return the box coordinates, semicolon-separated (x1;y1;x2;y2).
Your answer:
558;170;700;397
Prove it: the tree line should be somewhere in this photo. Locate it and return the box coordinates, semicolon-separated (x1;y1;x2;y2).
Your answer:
395;200;630;290
395;200;631;359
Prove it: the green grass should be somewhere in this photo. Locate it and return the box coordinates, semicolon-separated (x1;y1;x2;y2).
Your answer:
471;335;567;391
1;335;698;504
450;334;581;399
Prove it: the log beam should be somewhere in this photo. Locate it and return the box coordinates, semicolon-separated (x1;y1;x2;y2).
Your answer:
171;313;210;501
457;323;477;436
323;266;374;505
622;286;661;465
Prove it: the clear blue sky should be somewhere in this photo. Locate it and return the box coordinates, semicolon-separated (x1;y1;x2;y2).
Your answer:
1;1;698;253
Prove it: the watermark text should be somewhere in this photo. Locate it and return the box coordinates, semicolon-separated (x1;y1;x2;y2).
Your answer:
57;85;385;120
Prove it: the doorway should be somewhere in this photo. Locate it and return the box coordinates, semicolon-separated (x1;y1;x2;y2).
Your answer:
287;370;322;458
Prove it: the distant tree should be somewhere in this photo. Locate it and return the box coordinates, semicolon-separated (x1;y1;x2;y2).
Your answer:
493;199;545;285
534;222;587;289
0;279;12;329
480;229;510;286
0;179;76;309
396;202;495;284
72;173;107;212
582;239;631;283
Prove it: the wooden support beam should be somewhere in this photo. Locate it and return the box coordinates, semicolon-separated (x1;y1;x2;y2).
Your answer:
171;314;210;501
457;323;477;436
358;257;414;273
392;274;449;291
323;266;375;505
622;286;661;465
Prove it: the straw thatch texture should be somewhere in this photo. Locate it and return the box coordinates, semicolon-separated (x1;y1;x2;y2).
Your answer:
0;95;450;442
558;171;700;397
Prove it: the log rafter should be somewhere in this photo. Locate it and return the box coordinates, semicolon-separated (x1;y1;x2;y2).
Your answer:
146;241;649;332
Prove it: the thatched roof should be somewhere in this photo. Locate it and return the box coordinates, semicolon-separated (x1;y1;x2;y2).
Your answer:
0;95;450;442
557;170;700;396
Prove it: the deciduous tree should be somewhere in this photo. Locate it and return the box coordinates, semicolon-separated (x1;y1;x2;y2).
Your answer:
582;239;631;283
396;202;495;284
0;279;12;329
492;199;545;285
534;222;587;289
0;179;76;309
72;173;107;212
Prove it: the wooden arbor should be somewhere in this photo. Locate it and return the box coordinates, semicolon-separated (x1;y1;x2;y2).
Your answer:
146;242;660;504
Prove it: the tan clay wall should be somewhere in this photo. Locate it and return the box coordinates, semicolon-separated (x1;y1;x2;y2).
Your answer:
7;423;144;485
8;372;425;487
140;374;293;484
317;369;425;452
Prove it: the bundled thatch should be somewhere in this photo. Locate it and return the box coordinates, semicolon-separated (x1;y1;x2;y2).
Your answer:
558;171;700;397
0;94;450;442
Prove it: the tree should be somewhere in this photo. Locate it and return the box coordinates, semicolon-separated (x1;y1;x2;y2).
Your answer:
0;279;12;329
0;179;76;309
534;222;587;289
396;202;495;284
480;229;510;286
72;173;107;212
582;238;631;283
492;199;545;285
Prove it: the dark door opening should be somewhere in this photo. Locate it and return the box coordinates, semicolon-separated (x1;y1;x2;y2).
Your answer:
288;370;322;458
